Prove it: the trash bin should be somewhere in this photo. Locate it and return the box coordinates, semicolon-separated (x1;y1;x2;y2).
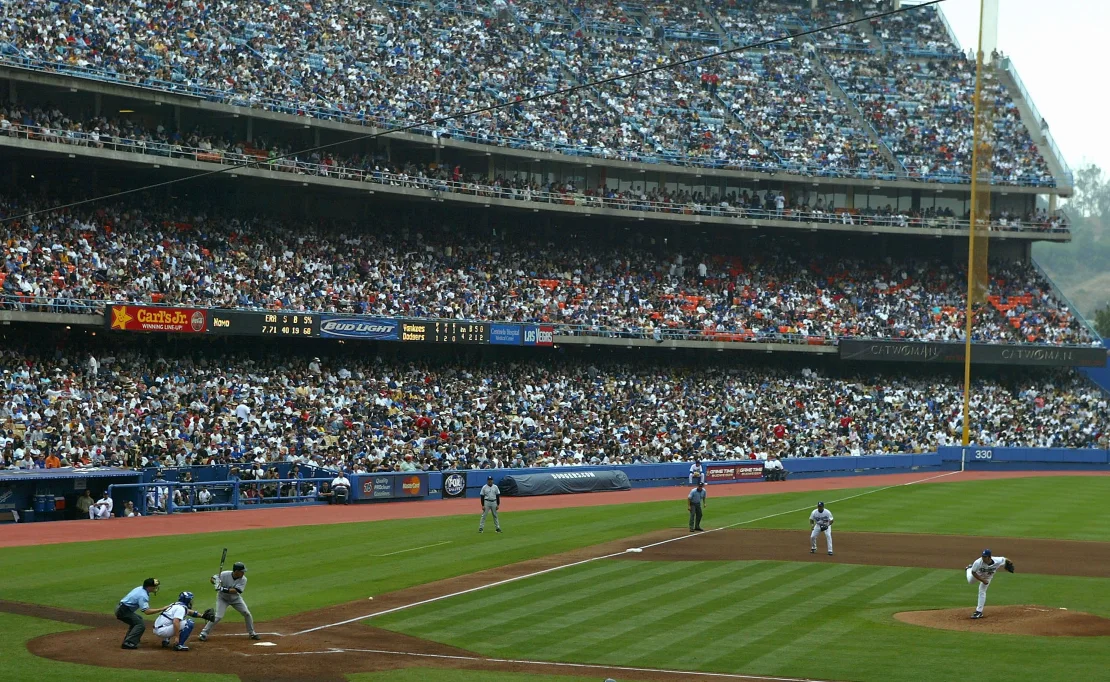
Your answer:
54;496;66;511
33;494;47;514
22;508;35;523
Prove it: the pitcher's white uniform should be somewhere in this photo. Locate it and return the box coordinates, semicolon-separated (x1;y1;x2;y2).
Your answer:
809;506;834;554
90;494;114;519
967;554;1008;614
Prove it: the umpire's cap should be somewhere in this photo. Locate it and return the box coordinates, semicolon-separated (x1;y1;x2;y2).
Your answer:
143;577;160;591
233;562;247;572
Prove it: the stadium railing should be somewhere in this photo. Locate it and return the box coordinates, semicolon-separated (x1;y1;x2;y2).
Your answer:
0;55;1060;187
107;478;335;515
0;294;1099;348
0;122;1070;234
997;56;1074;188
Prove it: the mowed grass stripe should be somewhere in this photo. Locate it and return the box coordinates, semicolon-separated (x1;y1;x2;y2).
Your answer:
511;561;770;658
383;560;634;633
725;567;915;672
415;561;698;644
677;566;910;670
530;561;802;662
468;564;737;653
867;567;957;606
595;563;856;664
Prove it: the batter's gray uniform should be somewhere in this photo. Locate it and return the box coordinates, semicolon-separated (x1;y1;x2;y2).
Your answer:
478;481;501;532
199;569;256;639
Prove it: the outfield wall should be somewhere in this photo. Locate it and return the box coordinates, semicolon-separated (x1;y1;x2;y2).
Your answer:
4;449;1107;522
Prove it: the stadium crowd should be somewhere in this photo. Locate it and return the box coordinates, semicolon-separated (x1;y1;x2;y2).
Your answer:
0;98;1067;234
1;346;1105;473
0;0;1057;184
0;192;1093;345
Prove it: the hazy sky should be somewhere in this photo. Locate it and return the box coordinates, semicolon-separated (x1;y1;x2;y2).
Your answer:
936;0;1108;176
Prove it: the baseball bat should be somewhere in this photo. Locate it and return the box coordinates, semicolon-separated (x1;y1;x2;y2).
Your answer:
214;547;228;607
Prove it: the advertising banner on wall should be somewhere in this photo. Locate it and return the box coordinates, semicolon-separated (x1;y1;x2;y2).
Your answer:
489;323;523;345
442;472;467;498
108;305;208;333
498;470;631;496
523;325;555;347
320;316;400;341
704;464;765;482
839;339;1106;367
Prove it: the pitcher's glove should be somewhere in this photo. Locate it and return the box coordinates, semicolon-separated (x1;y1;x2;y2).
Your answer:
819;525;829;532
202;608;216;622
1004;559;1015;573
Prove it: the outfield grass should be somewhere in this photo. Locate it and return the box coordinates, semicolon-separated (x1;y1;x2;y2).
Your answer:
3;476;1108;682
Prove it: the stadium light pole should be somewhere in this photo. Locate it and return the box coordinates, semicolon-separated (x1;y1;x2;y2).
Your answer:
961;0;999;450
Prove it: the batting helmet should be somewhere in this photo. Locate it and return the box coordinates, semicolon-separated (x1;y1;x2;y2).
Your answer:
233;562;247;572
178;591;194;608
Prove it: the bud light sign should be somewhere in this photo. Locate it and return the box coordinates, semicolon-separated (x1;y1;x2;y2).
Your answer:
320;316;399;340
523;325;554;347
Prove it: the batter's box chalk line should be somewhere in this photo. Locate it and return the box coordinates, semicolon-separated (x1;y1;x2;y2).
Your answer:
290;470;962;637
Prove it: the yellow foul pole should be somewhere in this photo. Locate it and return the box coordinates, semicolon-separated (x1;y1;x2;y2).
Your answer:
961;0;998;447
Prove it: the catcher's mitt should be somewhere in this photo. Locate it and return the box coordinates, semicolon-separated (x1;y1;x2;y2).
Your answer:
201;608;216;622
1004;559;1015;573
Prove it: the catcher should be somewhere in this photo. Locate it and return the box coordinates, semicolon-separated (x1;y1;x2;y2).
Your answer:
152;591;216;651
966;549;1014;619
809;501;834;555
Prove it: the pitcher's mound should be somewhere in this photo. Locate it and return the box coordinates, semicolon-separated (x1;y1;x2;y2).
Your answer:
895;606;1110;637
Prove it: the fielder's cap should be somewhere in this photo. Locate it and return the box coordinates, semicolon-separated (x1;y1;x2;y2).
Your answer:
817;501;824;506
982;549;992;557
233;562;247;572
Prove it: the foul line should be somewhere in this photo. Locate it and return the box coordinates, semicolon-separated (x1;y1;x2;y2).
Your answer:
290;469;961;636
262;647;835;682
372;541;452;557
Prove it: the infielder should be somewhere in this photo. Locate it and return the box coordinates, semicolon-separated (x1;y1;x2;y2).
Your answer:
966;549;1014;618
688;481;706;532
809;501;833;555
198;562;259;640
478;475;502;533
153;591;215;651
116;578;167;649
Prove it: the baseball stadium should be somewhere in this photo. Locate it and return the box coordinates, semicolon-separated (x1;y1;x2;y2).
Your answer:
1;0;1109;681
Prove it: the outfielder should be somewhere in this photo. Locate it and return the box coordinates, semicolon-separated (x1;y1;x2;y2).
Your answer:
153;591;215;651
809;501;833;555
478;475;502;533
198;562;259;640
966;549;1014;618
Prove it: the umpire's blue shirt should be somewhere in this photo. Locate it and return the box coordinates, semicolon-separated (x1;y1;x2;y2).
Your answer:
120;586;150;611
688;488;707;506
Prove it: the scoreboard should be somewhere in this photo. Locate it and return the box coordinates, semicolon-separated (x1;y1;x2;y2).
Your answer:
400;320;489;344
208;310;320;337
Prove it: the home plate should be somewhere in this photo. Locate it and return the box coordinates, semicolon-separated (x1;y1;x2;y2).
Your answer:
253;641;277;646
